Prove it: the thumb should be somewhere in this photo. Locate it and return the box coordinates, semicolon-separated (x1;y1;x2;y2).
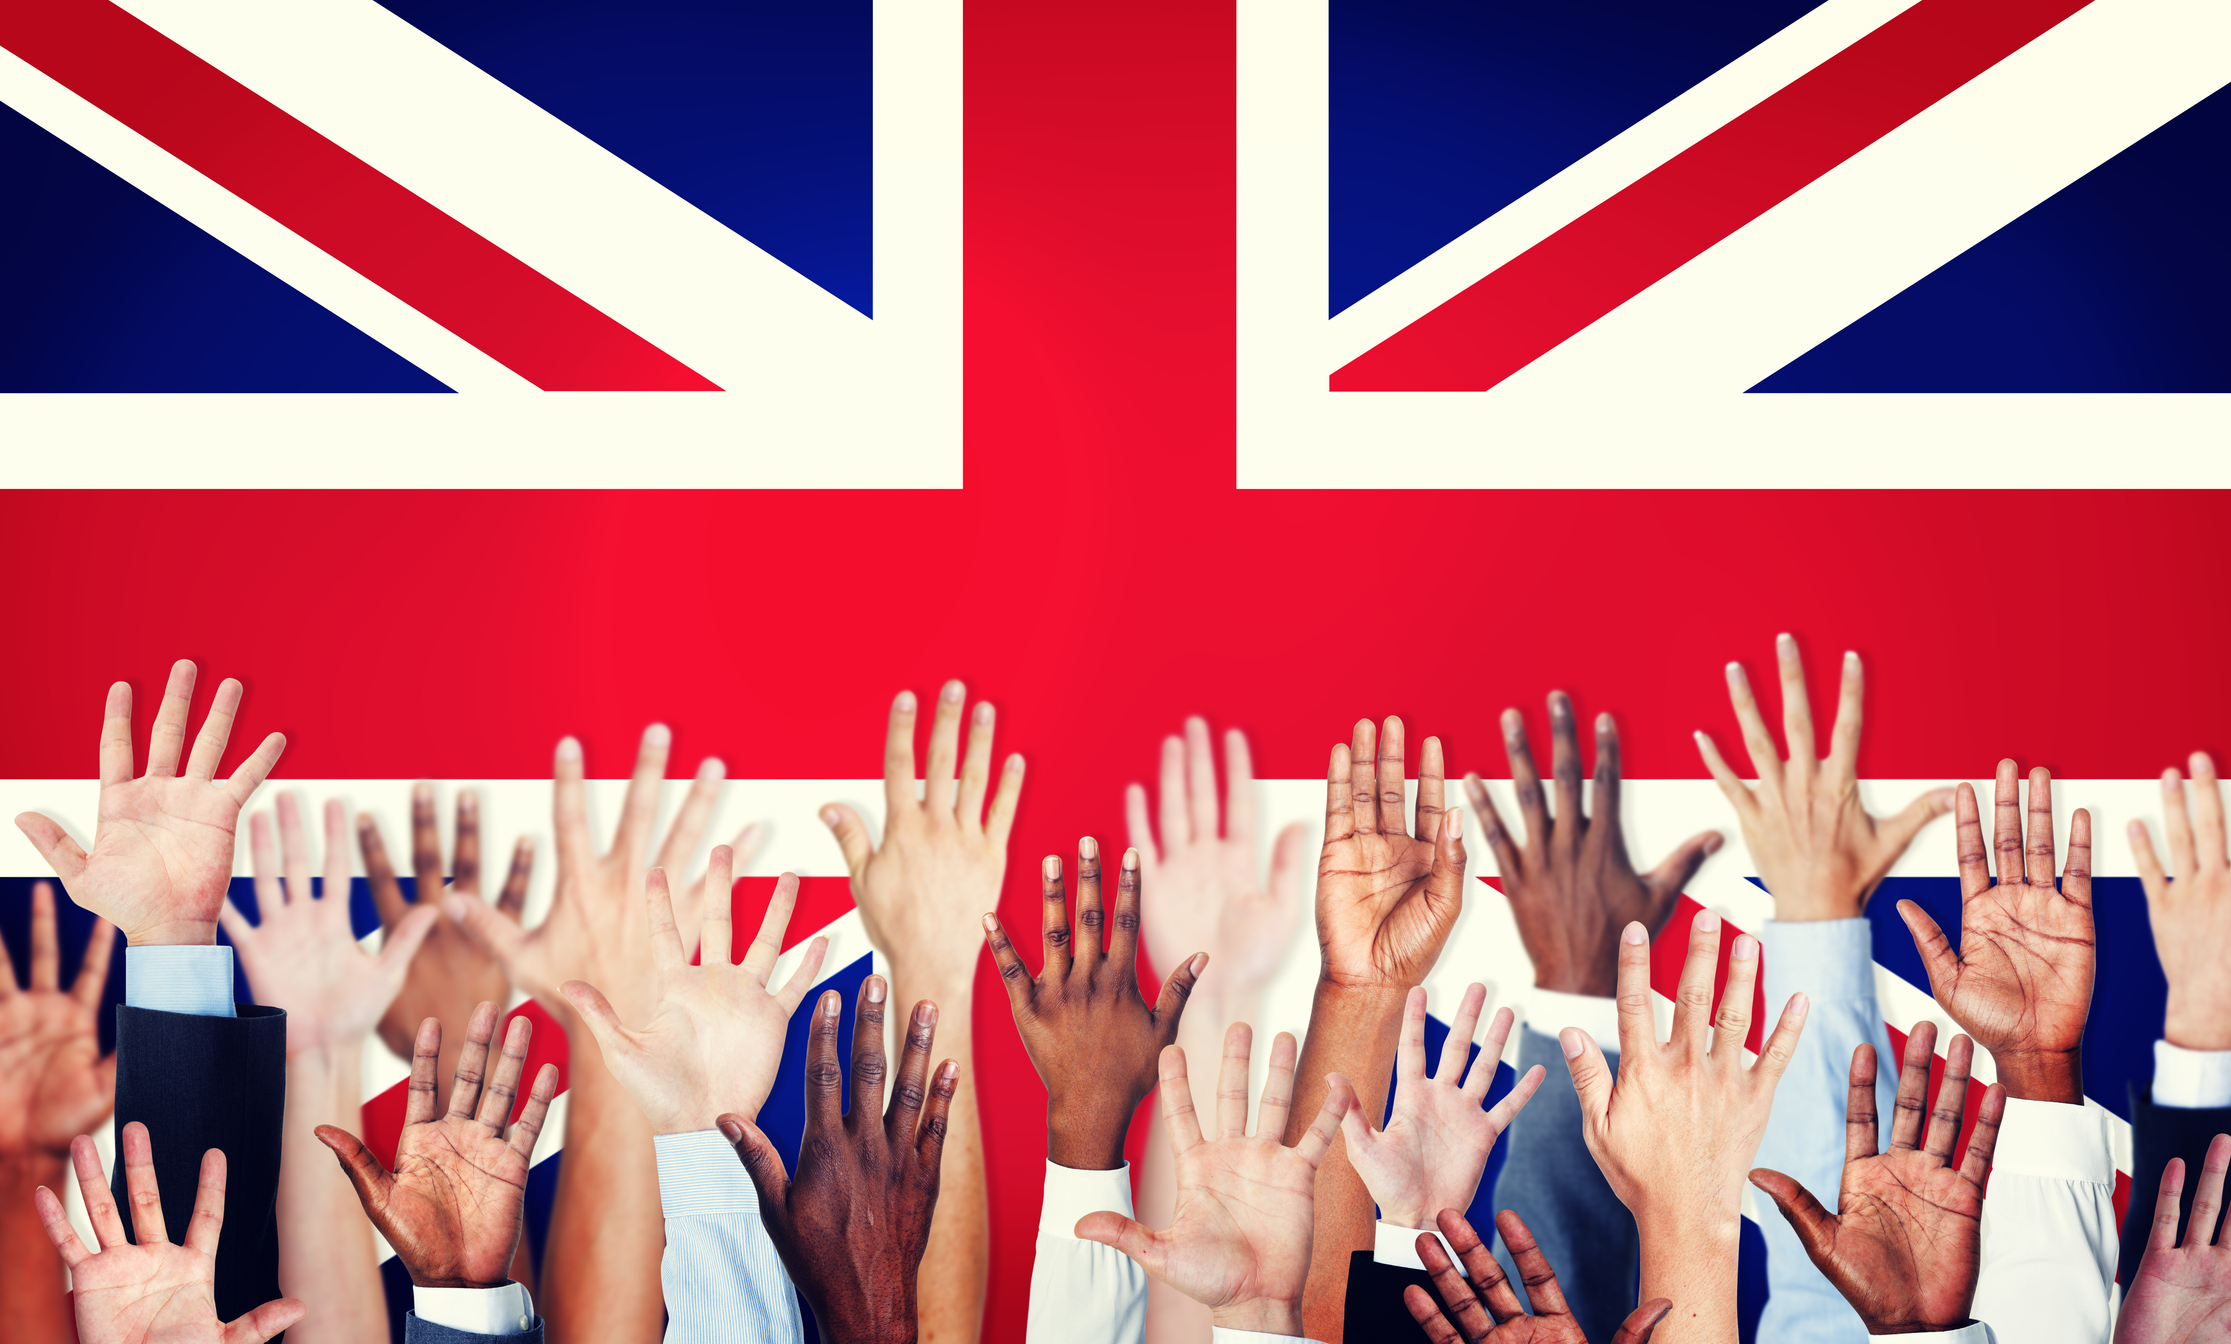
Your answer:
1560;1028;1615;1131
222;1298;309;1344
1615;1299;1674;1344
1331;1072;1375;1153
1642;831;1723;921
313;1125;393;1215
376;904;440;985
1424;806;1469;925
1750;1168;1838;1265
557;982;634;1060
1075;1211;1164;1275
1878;787;1957;862
819;804;876;879
443;891;525;966
720;1114;791;1212
1895;900;1959;1003
14;813;88;885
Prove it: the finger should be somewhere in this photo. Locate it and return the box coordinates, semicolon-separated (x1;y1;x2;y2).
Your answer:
220;732;286;810
1499;1203;1573;1320
1594;710;1624;845
445;1002;499;1122
144;660;197;779
723;1115;793;1215
2185;1132;2230;1250
614;724;673;870
924;680;966;817
1846;1044;1882;1164
1714;931;1759;1059
222;1298;310;1344
183;1146;227;1256
1186;716;1221;841
958;700;997;828
1269;820;1311;915
1326;742;1356;845
358;815;410;932
2164;766;2199;880
985;752;1025;847
1333;1072;1373;1154
1452;1210;1513;1303
740;868;796;983
1400;1285;1466;1344
217;898;259;958
881;690;920;820
654;758;725;892
184;675;242;781
2132;817;2170;908
1957;1084;2006;1190
2148;1157;2190;1251
1989;759;2023;888
73;1132;127;1248
1614;921;1654;1060
121;1119;169;1244
1749;1168;1837;1267
1547;692;1583;857
1465;774;1523;886
850;976;891;1125
1291;1052;1345;1166
2063;807;2093;910
1438;983;1487;1085
1897;900;1960;1005
1724;660;1785;791
1924;1034;1975;1162
246;810;284;927
2025;768;2058;889
1642;832;1723;921
1350;718;1380;836
1393;985;1430;1084
1671;910;1722;1054
1124;783;1161;870
72;915;116;1010
313;1124;395;1220
98;681;134;786
1504;708;1549;853
701;848;739;970
1152;952;1207;1037
1380;717;1412;839
2194;752;2227;868
1073;1212;1165;1277
475;1013;533;1131
28;877;59;991
1774;634;1817;780
1694;730;1759;824
985;913;1035;1014
1484;1064;1546;1139
1110;846;1143;974
510;1069;559;1166
1039;853;1072;977
771;937;829;1015
404;1017;443;1126
1427;1227;1504;1332
320;798;352;902
1074;837;1106;966
1159;734;1191;848
442;887;527;970
1563;1027;1616;1132
1216;1021;1254;1137
1616;1301;1675;1344
1417;734;1447;844
886;999;938;1147
409;783;443;909
821;803;877;882
276;792;312;906
645;868;688;971
14;815;88;888
543;741;594;896
1824;650;1865;785
1466;1005;1518;1099
1158;1045;1203;1154
1876;786;1957;870
1224;727;1258;845
33;1184;91;1268
914;1058;960;1175
1751;988;1809;1086
806;989;846;1132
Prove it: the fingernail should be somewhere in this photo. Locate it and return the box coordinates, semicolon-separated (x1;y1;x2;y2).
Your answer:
1623;923;1647;946
1789;992;1810;1021
821;807;841;828
1596;712;1613;733
442;897;470;922
413;781;434;801
865;976;885;1004
982;914;999;933
940;1061;959;1081
1703;832;1725;854
1560;1029;1585;1059
1777;632;1795;649
2166;767;2183;784
1191;953;1208;974
1845;650;1860;669
1732;934;1758;961
556;736;582;761
974;701;994;724
1079;836;1098;860
894;689;916;713
1043;854;1060;879
643;723;671;747
941;679;965;704
823;993;841;1017
718;1118;744;1143
916;1001;938;1027
1694;910;1719;934
1123;847;1140;871
2194;751;2214;776
1693;730;1711;747
697;757;725;781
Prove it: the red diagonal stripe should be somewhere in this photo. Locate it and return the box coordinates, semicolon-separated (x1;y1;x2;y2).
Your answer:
2;0;718;391
1331;0;2092;392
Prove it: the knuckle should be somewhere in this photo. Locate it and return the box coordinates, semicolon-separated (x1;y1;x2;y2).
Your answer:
807;1060;846;1090
894;1081;926;1110
922;1116;949;1142
1114;910;1139;932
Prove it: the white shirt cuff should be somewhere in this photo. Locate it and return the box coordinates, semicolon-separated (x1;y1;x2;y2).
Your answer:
2153;1040;2231;1109
1761;918;1877;1002
1870;1325;1993;1343
1992;1097;2116;1184
1526;988;1619;1053
1373;1221;1460;1275
1040;1161;1132;1237
124;945;236;1017
655;1129;759;1217
1210;1331;1320;1344
415;1281;534;1336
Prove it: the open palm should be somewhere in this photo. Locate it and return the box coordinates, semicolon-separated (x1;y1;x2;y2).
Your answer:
1404;1209;1670;1344
1319;718;1465;989
317;1005;557;1287
16;663;285;947
0;882;116;1157
2116;1135;2231;1344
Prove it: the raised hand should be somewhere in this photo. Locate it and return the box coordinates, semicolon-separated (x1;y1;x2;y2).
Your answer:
560;851;828;1133
2130;755;2231;1051
1469;692;1720;996
1563;914;1806;1343
16;661;285;946
985;843;1205;1169
359;784;532;1087
1750;1025;2006;1334
1898;762;2094;1103
224;795;438;1057
726;981;959;1344
315;1005;558;1287
1126;718;1307;1002
33;1123;304;1344
1695;637;1952;922
0;882;115;1161
1402;1209;1672;1344
1334;984;1544;1230
1076;1024;1346;1336
2116;1134;2231;1344
1319;717;1466;990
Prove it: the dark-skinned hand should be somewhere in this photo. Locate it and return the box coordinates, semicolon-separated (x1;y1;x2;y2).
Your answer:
315;1003;558;1287
1319;717;1467;991
726;980;957;1344
1750;1025;2006;1335
1899;762;2095;1103
1466;692;1720;996
985;841;1205;1170
1403;1209;1671;1344
2116;1134;2231;1344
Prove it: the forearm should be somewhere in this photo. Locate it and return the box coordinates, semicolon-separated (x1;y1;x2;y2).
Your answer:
544;1016;666;1344
1287;978;1406;1342
0;1153;76;1344
897;963;984;1344
280;1044;390;1344
1637;1211;1742;1344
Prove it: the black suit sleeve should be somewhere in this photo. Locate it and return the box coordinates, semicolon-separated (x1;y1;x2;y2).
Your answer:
1344;1249;1447;1341
109;1002;287;1324
2119;1083;2231;1285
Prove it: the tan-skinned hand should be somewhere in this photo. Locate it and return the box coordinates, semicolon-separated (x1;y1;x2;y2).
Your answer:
0;882;115;1162
2116;1134;2231;1344
1403;1209;1672;1344
1318;717;1466;991
1695;637;1952;922
2130;754;2231;1051
315;1005;558;1288
1898;762;2094;1104
984;843;1205;1169
1750;1026;2006;1335
16;661;285;947
1469;692;1719;996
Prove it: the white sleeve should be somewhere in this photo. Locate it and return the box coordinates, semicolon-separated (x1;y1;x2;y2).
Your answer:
414;1282;535;1335
1208;1332;1323;1344
1753;919;1897;1344
2152;1041;2231;1108
655;1130;803;1344
1026;1162;1146;1344
1870;1326;1995;1343
1971;1098;2117;1344
1372;1221;1460;1274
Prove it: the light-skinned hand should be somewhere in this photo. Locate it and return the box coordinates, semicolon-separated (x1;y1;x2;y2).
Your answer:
1318;717;1467;991
16;661;285;946
223;795;437;1058
560;851;828;1134
1076;1024;1346;1336
1126;719;1307;1002
1899;762;2094;1104
984;842;1205;1169
1402;1208;1672;1344
33;1123;305;1344
315;1005;558;1288
2115;1134;2231;1344
1750;1027;2005;1334
1469;692;1720;996
726;982;959;1344
1695;637;1952;922
0;882;115;1162
2130;755;2231;1051
1333;984;1544;1230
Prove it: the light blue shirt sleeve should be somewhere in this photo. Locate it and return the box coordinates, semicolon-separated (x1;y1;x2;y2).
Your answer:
124;945;237;1017
655;1130;801;1344
1754;918;1896;1344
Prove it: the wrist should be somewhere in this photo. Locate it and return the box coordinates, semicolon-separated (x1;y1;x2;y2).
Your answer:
1534;972;1616;998
2164;993;2231;1051
124;918;219;947
1045;1117;1131;1171
1991;1048;2084;1104
1209;1298;1304;1335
